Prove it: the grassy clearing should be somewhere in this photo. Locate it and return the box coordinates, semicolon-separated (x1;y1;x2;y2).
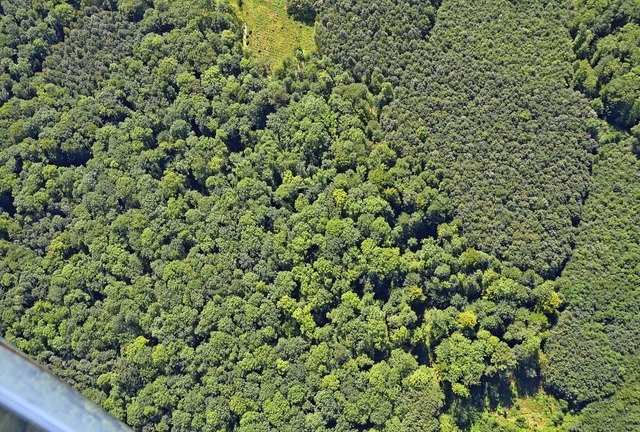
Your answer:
482;391;576;431
231;0;316;70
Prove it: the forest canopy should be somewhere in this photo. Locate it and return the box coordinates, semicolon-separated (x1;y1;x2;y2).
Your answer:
1;0;639;431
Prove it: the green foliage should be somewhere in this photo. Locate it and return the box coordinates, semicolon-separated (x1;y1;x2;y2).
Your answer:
474;391;569;431
2;0;549;425
316;0;437;83
543;314;623;406
318;0;595;277
1;0;639;431
286;0;315;24
570;1;640;136
543;123;640;420
571;373;640;431
232;0;316;70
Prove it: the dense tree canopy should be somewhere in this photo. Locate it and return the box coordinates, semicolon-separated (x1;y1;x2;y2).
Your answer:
570;0;640;132
318;0;596;278
543;123;640;425
1;0;639;430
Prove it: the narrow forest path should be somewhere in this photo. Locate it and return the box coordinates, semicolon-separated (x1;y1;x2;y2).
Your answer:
242;22;248;48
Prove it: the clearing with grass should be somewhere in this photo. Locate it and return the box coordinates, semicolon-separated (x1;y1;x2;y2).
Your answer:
232;0;316;69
